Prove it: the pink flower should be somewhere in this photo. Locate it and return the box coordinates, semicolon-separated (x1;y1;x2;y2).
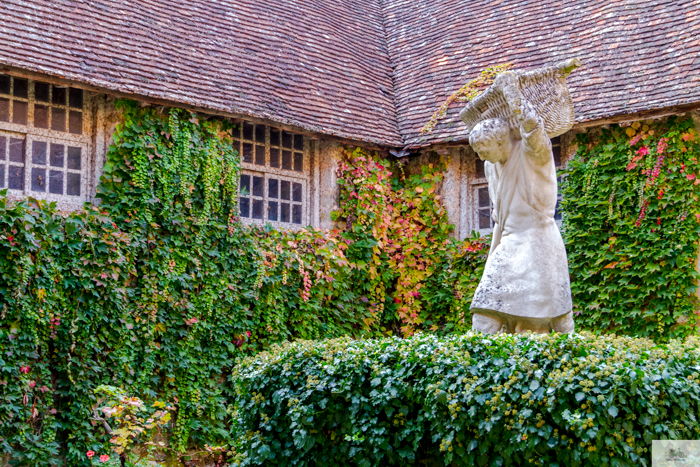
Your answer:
246;331;251;337
99;455;109;462
86;451;95;458
637;146;649;157
20;366;29;374
29;381;36;388
50;408;57;414
657;137;669;155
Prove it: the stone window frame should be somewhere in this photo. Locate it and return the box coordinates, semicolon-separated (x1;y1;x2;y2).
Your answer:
232;121;310;228
0;74;92;210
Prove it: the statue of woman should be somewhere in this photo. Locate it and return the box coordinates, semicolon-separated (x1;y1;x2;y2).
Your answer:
466;72;574;334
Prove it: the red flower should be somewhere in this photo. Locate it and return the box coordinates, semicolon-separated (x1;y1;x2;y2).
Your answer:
637;146;649;157
29;381;36;388
246;331;251;337
99;454;109;462
86;451;95;458
20;366;29;374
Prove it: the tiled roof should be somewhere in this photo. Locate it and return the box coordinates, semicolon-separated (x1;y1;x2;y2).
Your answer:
1;0;699;148
0;0;402;146
383;0;700;147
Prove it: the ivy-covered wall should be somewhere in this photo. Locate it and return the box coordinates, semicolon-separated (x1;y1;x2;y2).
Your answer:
561;115;700;339
0;101;486;465
1;98;699;465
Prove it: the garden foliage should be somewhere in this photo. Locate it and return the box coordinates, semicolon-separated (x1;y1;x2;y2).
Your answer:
230;332;700;467
561;116;700;339
0;101;486;465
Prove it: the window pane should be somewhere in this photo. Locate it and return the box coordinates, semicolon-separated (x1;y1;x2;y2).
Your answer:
294;134;304;151
32;141;47;165
280;180;290;200
69;88;83;108
13;78;28;98
0;75;10;94
34;104;49;128
239;174;250;195
282;150;292;170
281;202;290;223
242;143;253;163
52;144;66;168
0;136;5;160
255;145;265;166
9;138;24;163
69;110;83;134
479;208;491;230
67;146;81;169
475;158;485;178
552;143;561;167
242;122;254;140
252;199;264;219
49;170;63;194
0;98;8;122
294;152;303;172
35;82;50;102
268;178;278;199
51;107;66;131
478;187;490;208
0;165;4;188
31;167;46;192
254;124;265;142
231;124;240;140
13;101;27;125
8;165;24;190
292;182;302;202
292;204;302;224
269;147;279;168
268;201;278;221
239;197;250;217
270;129;280;146
282;131;292;149
252;176;263;197
66;172;81;196
51;86;66;105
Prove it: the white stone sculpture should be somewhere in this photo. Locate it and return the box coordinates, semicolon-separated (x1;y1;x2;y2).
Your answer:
459;59;581;334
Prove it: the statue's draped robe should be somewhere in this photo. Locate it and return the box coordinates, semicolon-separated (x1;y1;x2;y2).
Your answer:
471;122;572;320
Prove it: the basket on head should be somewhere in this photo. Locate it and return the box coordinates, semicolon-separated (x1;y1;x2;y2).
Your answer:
460;58;582;138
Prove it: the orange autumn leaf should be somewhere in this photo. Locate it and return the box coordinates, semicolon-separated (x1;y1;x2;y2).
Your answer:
604;262;619;269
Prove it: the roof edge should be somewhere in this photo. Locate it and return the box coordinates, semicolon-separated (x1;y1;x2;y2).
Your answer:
0;62;402;149
404;100;700;150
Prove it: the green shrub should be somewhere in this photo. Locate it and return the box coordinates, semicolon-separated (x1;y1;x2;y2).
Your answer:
230;332;700;466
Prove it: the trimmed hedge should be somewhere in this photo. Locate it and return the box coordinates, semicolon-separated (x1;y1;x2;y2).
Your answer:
230;332;700;466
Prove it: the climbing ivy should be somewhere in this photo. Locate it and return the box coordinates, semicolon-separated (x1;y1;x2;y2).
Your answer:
561;116;700;339
0;101;484;465
333;148;488;335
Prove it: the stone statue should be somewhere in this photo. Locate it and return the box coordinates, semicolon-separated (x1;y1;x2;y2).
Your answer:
459;59;581;334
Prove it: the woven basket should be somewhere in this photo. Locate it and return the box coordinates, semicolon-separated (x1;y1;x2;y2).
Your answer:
459;58;581;138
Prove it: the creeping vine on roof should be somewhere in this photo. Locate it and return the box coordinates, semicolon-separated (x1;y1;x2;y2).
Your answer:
421;63;513;135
